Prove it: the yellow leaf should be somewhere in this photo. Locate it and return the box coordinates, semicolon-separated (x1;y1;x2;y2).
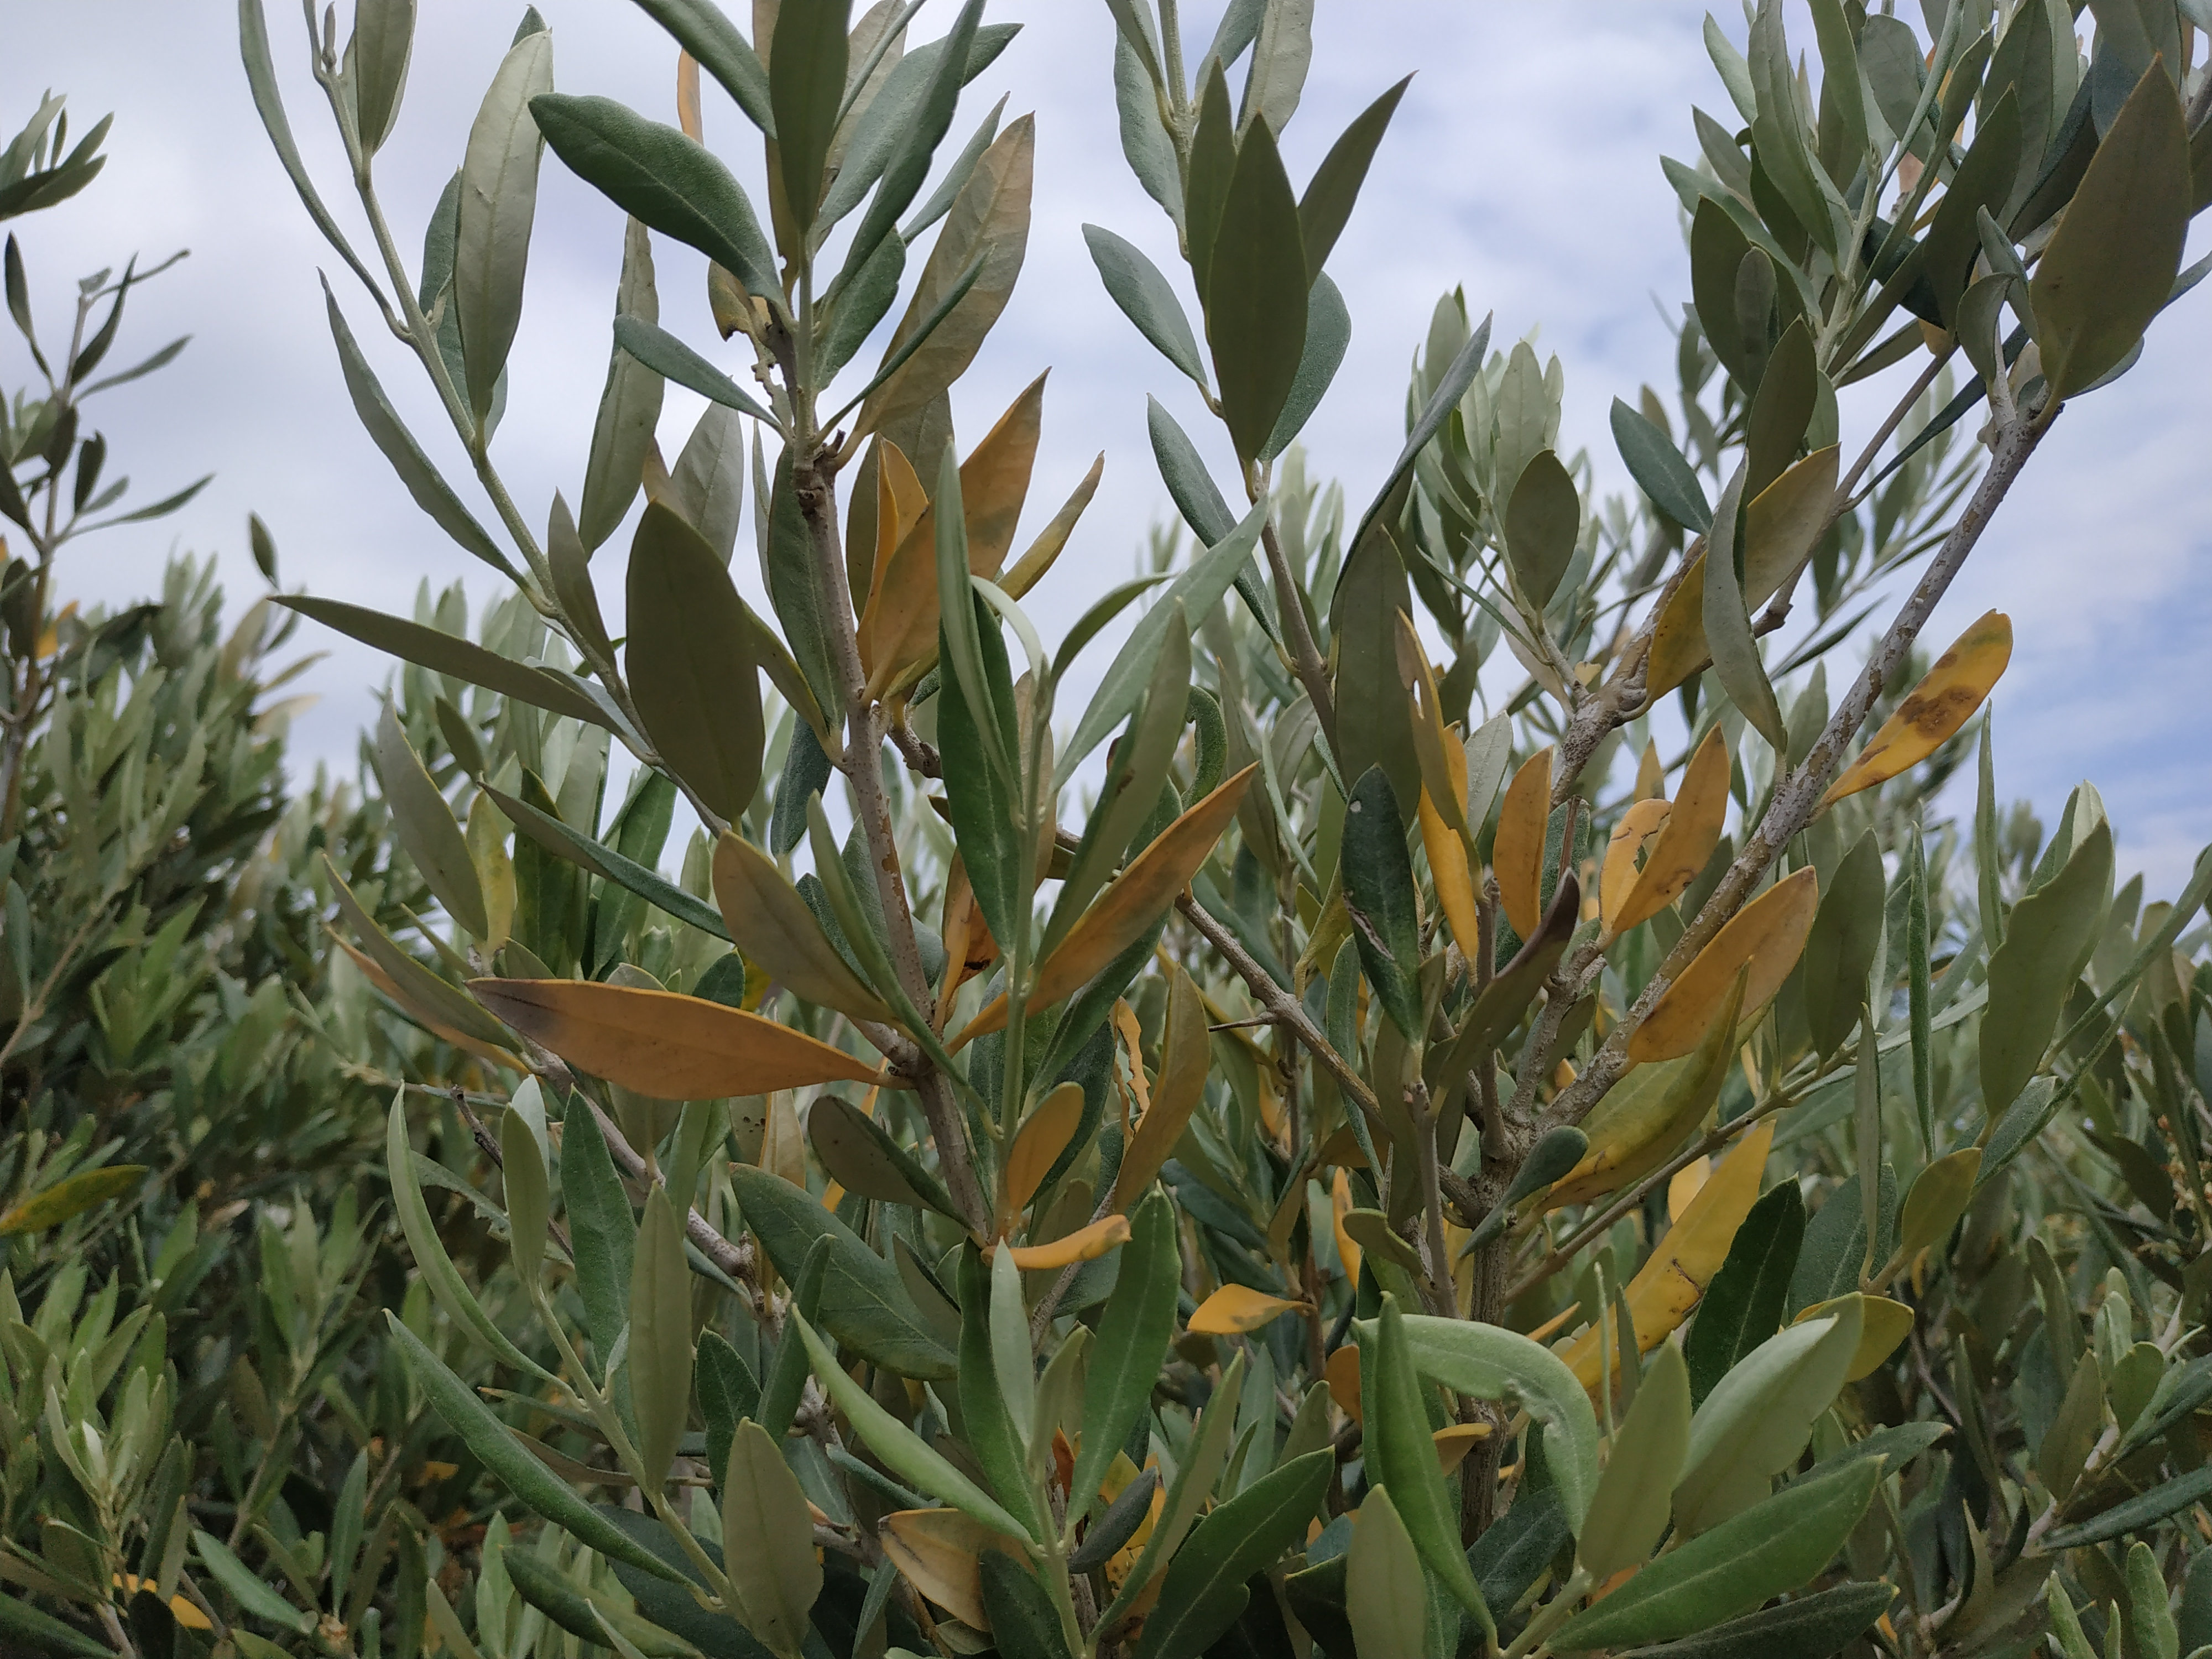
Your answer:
1495;747;1553;940
1110;999;1151;1126
859;374;1046;698
1095;1452;1164;1589
1547;964;1747;1210
1326;1343;1363;1423
1795;1292;1914;1381
1668;1157;1711;1220
935;854;1000;1025
1610;726;1731;935
1419;785;1483;962
1433;1422;1493;1475
1627;867;1819;1063
998;454;1105;604
1001;1082;1085;1220
1396;612;1465;838
0;1165;147;1237
469;978;885;1099
1000;1214;1131;1270
880;1508;1025;1631
1820;610;2012;807
1646;446;1841;696
1562;1117;1775;1392
865;439;930;605
1113;966;1209;1211
1329;1168;1363;1287
953;766;1257;1047
112;1577;212;1632
1187;1285;1307;1336
712;832;898;1025
1599;797;1672;935
1634;738;1663;801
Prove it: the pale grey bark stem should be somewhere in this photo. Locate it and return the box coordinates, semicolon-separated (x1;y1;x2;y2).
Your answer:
1544;410;2049;1135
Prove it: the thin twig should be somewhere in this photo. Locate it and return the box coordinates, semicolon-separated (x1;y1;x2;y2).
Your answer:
1543;409;2050;1136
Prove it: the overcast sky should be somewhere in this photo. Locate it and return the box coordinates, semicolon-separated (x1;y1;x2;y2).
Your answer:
4;2;2205;893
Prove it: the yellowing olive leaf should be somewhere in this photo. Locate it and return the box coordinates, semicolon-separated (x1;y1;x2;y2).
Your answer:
1821;610;2012;806
468;977;883;1098
1112;963;1208;1210
711;831;895;1023
1611;727;1731;933
1495;747;1553;941
326;854;516;1049
1645;446;1841;697
2030;62;2192;398
1600;797;1671;936
0;1165;145;1235
1629;868;1819;1063
860;374;1045;696
1187;1285;1306;1336
1002;1081;1084;1220
1003;1214;1131;1271
1395;612;1464;838
1562;1118;1775;1394
863;115;1033;432
1896;1147;1982;1261
954;766;1256;1045
1794;1292;1914;1381
880;1507;1025;1631
626;502;764;823
1419;783;1482;961
1548;966;1747;1211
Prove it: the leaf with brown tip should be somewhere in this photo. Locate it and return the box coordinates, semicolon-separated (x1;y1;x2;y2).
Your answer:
1494;747;1553;940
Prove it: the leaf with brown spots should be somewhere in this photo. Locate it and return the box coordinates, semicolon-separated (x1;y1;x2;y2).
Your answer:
1820;611;2011;808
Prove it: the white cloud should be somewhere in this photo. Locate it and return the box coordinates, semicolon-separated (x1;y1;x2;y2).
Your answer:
4;1;2203;890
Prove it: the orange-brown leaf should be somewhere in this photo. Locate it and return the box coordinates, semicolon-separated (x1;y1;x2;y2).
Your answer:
1001;1081;1083;1220
1494;747;1553;940
859;375;1046;696
1626;867;1819;1063
469;978;884;1099
1112;966;1208;1211
1187;1285;1308;1335
953;766;1257;1047
1611;726;1731;935
1599;797;1672;936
